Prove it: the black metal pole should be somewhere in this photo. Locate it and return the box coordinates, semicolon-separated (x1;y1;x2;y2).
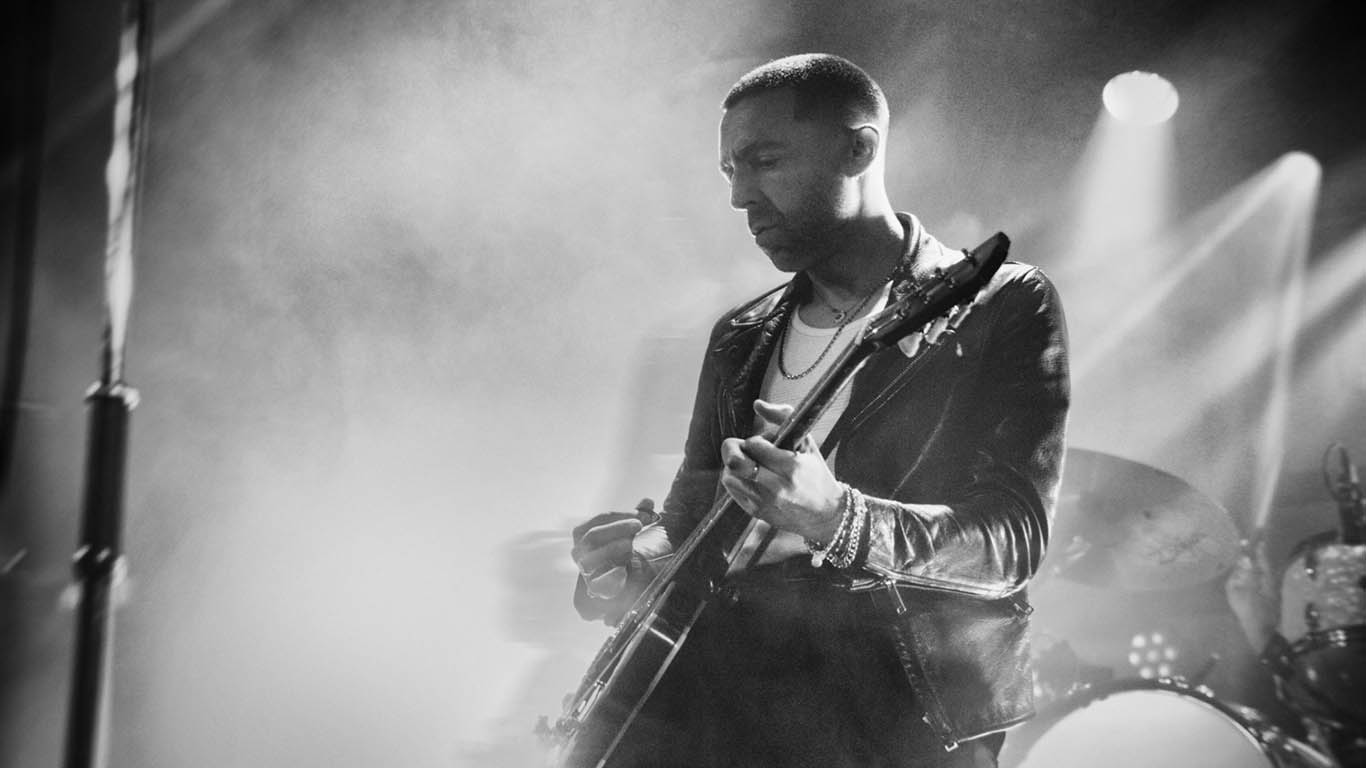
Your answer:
64;384;137;768
63;0;154;765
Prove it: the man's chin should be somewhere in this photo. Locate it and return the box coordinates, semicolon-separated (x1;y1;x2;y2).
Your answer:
759;245;806;273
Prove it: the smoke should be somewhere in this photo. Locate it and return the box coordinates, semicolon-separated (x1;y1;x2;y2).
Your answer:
48;2;794;766
5;1;1362;766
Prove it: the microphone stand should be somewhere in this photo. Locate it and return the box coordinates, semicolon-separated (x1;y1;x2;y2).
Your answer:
63;1;154;766
64;381;138;768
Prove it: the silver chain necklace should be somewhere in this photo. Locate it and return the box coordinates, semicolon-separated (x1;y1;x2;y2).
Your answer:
776;286;880;381
814;290;862;323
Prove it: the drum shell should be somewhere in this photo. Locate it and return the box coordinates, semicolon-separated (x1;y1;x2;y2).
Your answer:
999;678;1333;768
1279;542;1366;643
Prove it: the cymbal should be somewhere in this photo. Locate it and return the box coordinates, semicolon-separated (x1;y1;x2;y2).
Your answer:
1046;448;1241;591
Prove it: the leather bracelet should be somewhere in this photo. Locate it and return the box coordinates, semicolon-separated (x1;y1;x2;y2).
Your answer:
808;483;856;568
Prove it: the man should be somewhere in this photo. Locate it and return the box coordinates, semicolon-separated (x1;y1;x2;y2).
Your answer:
570;54;1069;767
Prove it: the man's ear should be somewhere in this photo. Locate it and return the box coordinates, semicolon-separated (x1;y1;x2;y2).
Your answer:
845;125;880;175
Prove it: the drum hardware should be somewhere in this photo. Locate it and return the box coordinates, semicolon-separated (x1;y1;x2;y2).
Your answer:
1325;443;1365;543
1030;636;1115;708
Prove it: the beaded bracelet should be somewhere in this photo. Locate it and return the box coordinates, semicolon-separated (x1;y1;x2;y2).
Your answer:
826;488;867;570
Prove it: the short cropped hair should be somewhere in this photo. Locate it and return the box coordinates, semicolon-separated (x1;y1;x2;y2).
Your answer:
722;53;888;128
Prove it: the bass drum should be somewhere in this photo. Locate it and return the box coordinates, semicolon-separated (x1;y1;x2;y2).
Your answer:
999;679;1334;768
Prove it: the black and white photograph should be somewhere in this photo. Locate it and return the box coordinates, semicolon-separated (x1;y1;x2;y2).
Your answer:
1;1;1363;766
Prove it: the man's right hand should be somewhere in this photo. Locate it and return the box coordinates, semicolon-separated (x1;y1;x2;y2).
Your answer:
571;511;645;600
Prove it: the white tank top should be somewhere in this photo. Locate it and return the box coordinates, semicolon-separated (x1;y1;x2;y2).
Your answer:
727;285;891;572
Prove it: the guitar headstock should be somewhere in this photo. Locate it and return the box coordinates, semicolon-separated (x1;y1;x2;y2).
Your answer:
862;232;1010;350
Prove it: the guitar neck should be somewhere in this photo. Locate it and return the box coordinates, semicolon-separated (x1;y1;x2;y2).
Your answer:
638;335;876;592
773;337;871;452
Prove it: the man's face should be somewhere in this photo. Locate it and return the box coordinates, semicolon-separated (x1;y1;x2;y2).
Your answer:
718;88;853;272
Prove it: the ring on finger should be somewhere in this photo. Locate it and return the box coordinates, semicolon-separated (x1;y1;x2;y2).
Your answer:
750;463;761;481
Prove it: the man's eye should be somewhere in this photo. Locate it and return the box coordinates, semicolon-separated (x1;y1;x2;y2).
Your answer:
754;157;778;169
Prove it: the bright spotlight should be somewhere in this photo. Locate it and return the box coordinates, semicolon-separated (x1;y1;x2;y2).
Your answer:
1103;71;1179;125
1278;150;1322;191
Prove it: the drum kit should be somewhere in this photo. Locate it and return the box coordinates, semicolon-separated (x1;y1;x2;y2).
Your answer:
1000;448;1366;768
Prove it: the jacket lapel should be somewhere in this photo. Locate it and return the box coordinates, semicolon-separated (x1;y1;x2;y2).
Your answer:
710;279;803;439
710;212;947;445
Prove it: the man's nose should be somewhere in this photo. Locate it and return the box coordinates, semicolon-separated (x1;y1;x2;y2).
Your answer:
729;169;758;211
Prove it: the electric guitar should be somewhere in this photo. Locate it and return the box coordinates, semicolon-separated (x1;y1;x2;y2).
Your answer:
541;232;1012;768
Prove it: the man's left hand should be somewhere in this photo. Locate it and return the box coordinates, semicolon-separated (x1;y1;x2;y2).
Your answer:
719;399;845;543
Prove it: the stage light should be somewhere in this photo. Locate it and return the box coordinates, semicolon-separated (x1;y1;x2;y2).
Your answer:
1103;71;1180;125
1278;150;1322;192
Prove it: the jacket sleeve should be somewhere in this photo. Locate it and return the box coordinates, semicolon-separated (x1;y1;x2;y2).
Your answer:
856;268;1070;599
572;320;728;623
658;320;730;547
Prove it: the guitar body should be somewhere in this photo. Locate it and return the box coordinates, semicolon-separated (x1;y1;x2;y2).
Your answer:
555;583;706;767
544;233;1012;768
554;511;749;768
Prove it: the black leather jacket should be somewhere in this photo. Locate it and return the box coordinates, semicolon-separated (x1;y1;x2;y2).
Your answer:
581;214;1069;748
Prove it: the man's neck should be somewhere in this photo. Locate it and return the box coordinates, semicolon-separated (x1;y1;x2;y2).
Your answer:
804;210;905;311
